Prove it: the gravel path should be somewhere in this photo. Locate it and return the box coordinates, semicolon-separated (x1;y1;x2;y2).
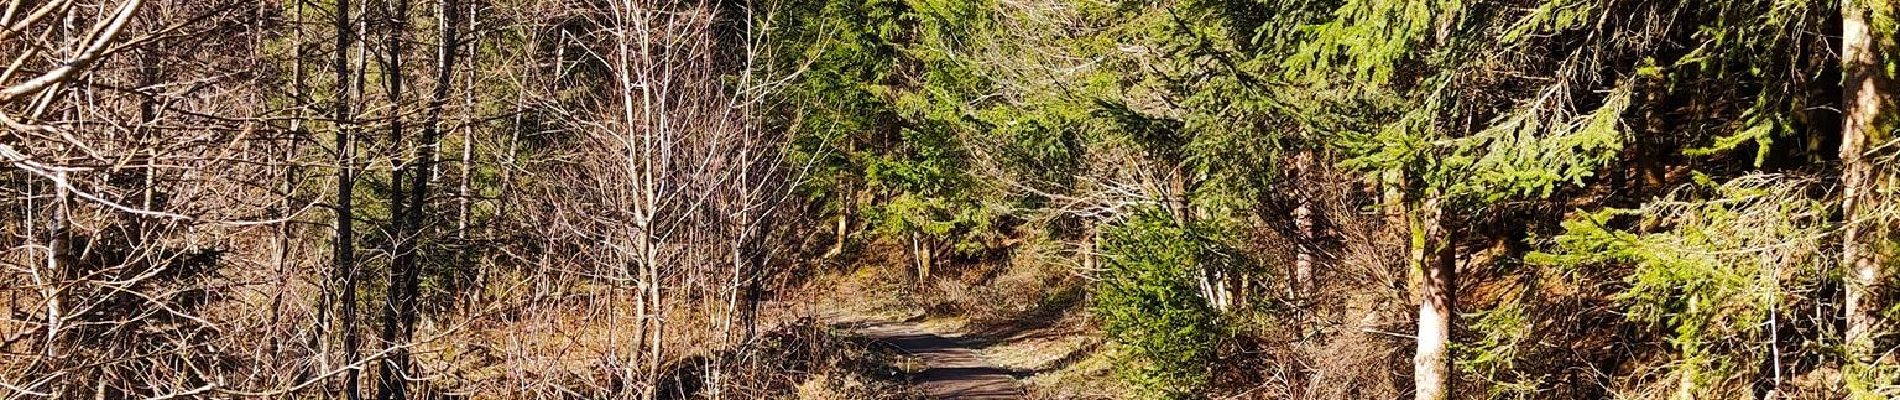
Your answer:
855;321;1026;400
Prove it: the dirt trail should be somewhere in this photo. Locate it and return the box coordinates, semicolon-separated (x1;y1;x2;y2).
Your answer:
854;321;1026;400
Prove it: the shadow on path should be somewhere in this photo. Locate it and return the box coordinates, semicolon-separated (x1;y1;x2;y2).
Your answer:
854;322;1027;400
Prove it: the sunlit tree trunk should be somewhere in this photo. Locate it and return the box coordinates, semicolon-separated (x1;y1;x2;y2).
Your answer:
41;172;70;360
1291;150;1316;301
1410;194;1453;400
606;4;671;397
825;178;852;259
1081;219;1097;273
454;0;477;307
912;230;931;281
1842;0;1895;362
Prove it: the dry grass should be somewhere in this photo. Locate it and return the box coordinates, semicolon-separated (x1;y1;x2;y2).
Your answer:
794;371;914;400
977;311;1128;400
372;270;925;399
1021;346;1128;400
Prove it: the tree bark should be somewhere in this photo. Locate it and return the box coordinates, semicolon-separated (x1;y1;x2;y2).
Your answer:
275;0;309;373
375;0;414;396
379;0;457;397
331;0;363;397
1410;195;1454;400
453;0;476;307
1842;0;1895;361
42;172;70;360
1081;219;1097;273
824;181;851;259
912;230;931;281
1200;262;1230;311
1291;150;1316;302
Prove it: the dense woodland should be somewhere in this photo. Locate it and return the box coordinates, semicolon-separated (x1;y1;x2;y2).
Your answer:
0;0;1895;399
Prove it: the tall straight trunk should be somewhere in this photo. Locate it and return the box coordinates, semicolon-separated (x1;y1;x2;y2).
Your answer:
381;0;459;397
1842;0;1895;360
824;184;850;259
910;230;932;281
1410;195;1454;400
453;0;477;306
1167;167;1194;224
1081;219;1097;273
42;172;69;360
612;8;649;395
715;145;761;400
1291;150;1316;301
1227;260;1246;310
619;6;667;396
922;235;934;281
1286;150;1317;400
412;0;457;321
274;0;308;371
376;0;413;397
330;0;363;397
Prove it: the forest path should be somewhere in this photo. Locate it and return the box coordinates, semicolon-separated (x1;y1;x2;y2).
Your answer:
850;319;1027;399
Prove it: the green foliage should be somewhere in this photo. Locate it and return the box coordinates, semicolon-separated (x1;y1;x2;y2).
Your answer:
1457;298;1542;400
768;0;1004;249
1499;0;1598;43
757;0;1882;396
993;0;1306;216
1329;78;1632;209
1281;0;1464;89
1846;361;1900;400
1450;82;1633;202
1528;174;1832;398
1093;211;1238;399
1636;0;1831;163
1300;0;1831;206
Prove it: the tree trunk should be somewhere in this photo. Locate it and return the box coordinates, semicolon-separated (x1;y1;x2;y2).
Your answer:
1200;263;1230;311
454;0;476;307
1167;166;1195;224
381;1;457;397
275;0;308;372
375;0;414;396
1291;150;1316;302
912;230;931;281
1842;0;1895;361
1411;196;1454;400
42;172;70;360
1228;261;1246;310
331;0;363;397
1081;219;1097;272
824;182;851;259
